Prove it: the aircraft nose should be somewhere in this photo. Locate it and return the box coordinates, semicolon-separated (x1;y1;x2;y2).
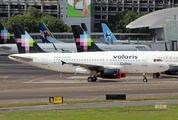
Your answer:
161;63;170;71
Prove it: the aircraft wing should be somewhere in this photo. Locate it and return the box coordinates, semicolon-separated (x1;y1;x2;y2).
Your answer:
169;63;178;66
61;61;123;71
8;55;33;62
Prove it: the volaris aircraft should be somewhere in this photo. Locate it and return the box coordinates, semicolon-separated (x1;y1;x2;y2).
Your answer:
8;24;169;82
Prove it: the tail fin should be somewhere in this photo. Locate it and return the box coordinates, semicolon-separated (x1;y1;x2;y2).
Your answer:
39;22;64;43
0;23;16;44
12;24;45;53
101;23;117;44
71;25;102;52
81;23;89;35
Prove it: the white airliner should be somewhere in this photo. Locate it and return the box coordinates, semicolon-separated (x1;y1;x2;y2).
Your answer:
8;51;169;82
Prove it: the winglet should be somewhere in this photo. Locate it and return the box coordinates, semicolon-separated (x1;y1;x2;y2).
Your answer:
101;23;117;44
39;22;64;43
0;23;16;44
71;25;102;52
12;24;45;53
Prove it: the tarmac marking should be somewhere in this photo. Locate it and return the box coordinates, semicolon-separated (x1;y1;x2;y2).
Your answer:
67;76;88;79
22;74;59;83
0;76;8;78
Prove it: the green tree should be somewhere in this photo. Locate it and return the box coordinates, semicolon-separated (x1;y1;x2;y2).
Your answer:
27;6;39;18
107;9;148;33
39;15;71;32
4;6;69;33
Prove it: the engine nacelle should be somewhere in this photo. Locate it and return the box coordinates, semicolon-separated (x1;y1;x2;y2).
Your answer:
163;67;178;75
164;71;178;75
98;69;126;78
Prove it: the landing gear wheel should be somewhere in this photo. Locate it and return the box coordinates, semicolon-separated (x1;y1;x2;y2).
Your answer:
143;73;148;82
153;73;160;78
87;77;93;82
93;76;97;82
143;78;147;82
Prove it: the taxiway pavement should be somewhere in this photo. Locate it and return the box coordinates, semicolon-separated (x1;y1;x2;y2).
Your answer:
0;56;178;111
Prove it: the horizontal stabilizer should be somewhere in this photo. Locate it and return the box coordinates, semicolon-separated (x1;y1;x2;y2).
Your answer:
8;55;33;62
0;46;11;50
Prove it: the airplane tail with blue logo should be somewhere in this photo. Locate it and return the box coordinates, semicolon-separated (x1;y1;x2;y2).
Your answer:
12;24;45;53
71;25;102;52
39;22;64;43
101;23;117;44
0;23;16;44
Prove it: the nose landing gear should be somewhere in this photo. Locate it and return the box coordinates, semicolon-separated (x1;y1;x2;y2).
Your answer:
143;73;147;82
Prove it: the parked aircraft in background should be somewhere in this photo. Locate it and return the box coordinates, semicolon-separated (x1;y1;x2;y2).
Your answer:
0;23;17;55
39;22;152;51
39;22;64;43
39;22;90;43
101;23;117;44
0;23;16;44
0;24;152;54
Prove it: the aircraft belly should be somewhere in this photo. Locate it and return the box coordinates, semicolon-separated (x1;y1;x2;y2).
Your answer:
47;63;76;73
123;64;142;73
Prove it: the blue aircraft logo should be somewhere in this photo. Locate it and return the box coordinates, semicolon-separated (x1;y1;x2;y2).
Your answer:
105;31;112;40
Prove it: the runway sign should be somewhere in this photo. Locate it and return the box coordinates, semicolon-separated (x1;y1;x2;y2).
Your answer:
106;94;126;100
49;96;63;104
155;102;167;109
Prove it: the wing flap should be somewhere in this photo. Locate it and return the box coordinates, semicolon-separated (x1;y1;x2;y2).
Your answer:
62;61;104;71
62;61;123;71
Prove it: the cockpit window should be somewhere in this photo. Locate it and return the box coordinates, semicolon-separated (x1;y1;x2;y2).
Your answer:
154;59;163;62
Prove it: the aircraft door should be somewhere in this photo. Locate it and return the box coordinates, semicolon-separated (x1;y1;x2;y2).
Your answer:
42;54;48;65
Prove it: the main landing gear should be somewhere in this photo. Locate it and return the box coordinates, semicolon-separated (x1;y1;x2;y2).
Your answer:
153;73;160;78
87;71;97;82
87;76;97;82
143;73;147;82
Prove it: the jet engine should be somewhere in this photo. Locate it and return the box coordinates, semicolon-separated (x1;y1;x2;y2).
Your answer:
97;69;126;78
163;66;178;75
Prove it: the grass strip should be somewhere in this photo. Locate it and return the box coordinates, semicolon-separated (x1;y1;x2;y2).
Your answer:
0;105;178;120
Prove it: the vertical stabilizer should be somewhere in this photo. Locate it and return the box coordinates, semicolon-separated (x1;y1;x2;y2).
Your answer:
71;25;102;52
12;24;45;53
39;22;64;43
0;23;16;44
101;23;117;44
